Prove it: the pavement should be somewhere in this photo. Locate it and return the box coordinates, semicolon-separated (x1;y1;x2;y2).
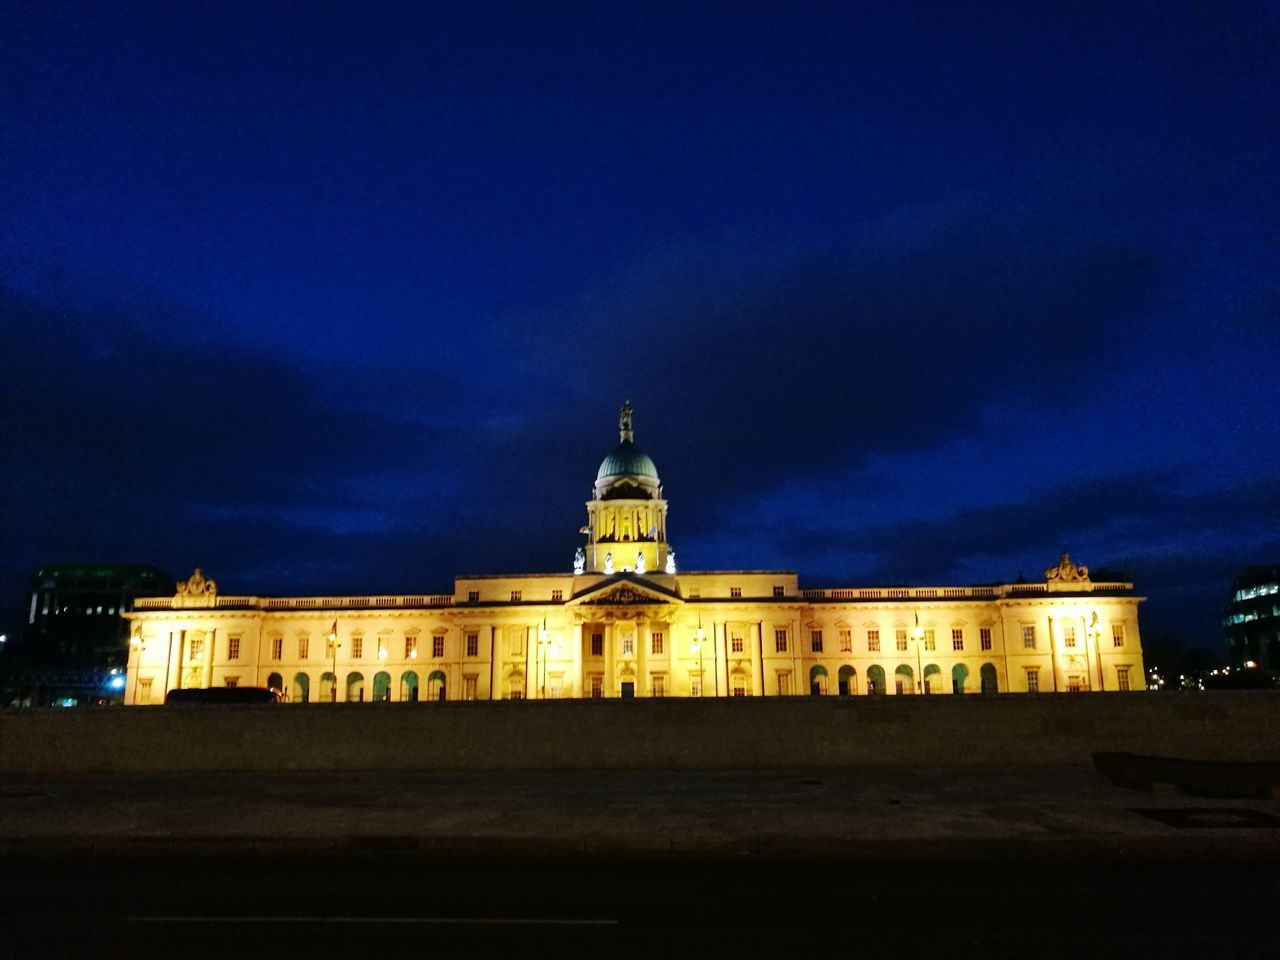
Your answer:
2;765;1279;859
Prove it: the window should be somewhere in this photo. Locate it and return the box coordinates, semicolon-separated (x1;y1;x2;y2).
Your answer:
432;635;445;658
923;629;936;652
732;677;747;697
867;629;880;652
839;629;852;653
774;629;788;653
730;586;742;598
507;631;522;656
777;672;791;696
297;636;308;659
1025;668;1040;693
773;586;784;598
405;636;418;659
591;632;603;656
510;590;522;602
688;590;700;599
690;676;703;697
138;678;152;703
1116;666;1131;691
652;674;666;697
1067;675;1082;693
468;590;479;603
190;637;205;660
228;636;240;660
731;630;744;653
979;627;992;651
651;631;664;655
465;632;478;657
951;628;964;652
895;629;908;652
622;635;634;656
810;630;823;653
463;675;478;700
1021;625;1036;649
224;677;239;688
271;637;283;661
590;675;603;699
1112;624;1125;648
507;681;525;700
1062;623;1077;648
551;589;563;602
352;636;363;658
548;675;562;699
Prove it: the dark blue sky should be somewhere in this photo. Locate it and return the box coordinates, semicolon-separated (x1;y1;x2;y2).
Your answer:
2;1;1278;651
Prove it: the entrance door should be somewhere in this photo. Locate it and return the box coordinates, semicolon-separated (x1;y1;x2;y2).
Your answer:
620;681;635;699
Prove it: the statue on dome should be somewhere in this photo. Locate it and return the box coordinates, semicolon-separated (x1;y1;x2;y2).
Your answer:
665;550;676;574
573;547;585;576
635;551;646;575
604;551;614;575
619;400;634;442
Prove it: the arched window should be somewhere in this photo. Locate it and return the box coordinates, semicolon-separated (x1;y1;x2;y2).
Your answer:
922;663;941;694
292;672;310;703
894;664;914;695
866;665;886;696
345;671;365;703
980;663;999;694
319;672;336;703
372;671;392;702
401;671;419;702
951;663;970;694
808;664;828;696
837;665;856;696
427;670;447;701
266;672;284;694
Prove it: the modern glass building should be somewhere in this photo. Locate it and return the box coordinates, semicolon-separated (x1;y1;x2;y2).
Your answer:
1224;564;1280;669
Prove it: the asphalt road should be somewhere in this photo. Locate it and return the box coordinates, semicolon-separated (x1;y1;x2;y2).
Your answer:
1;851;1275;958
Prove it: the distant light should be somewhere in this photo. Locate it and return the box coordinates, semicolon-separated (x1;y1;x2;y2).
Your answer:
108;676;126;691
1244;660;1258;669
57;698;77;708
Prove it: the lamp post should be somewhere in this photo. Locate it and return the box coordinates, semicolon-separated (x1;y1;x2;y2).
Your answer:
539;618;549;699
129;634;145;704
327;629;340;702
912;615;925;694
690;615;704;697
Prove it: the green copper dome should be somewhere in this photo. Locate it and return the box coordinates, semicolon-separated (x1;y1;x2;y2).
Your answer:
597;439;659;481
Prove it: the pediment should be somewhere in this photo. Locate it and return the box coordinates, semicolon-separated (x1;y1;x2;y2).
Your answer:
568;574;682;607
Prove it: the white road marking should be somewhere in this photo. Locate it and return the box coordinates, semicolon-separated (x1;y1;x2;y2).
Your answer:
128;915;618;926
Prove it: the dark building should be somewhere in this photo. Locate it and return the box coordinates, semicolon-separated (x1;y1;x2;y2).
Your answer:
3;564;174;706
1224;564;1280;669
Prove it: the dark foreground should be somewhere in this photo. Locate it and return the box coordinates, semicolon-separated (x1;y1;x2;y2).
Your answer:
1;851;1277;959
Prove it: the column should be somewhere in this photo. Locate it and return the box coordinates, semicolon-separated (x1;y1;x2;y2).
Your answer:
525;625;536;699
571;622;583;699
203;628;216;688
605;622;616;697
638;619;648;696
751;622;764;696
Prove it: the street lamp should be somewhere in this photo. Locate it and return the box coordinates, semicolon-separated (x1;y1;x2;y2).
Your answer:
327;629;340;702
129;634;146;704
689;615;704;697
911;617;925;693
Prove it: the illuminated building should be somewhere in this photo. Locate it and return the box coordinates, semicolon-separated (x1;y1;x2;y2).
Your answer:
1224;564;1280;669
123;405;1145;702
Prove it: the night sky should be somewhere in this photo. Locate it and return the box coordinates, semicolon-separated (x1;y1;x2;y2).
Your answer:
2;2;1278;654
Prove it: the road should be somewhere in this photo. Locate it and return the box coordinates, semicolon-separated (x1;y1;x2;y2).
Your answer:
1;850;1276;958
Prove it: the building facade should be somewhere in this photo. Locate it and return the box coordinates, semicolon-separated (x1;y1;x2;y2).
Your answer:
1224;564;1279;670
124;406;1145;703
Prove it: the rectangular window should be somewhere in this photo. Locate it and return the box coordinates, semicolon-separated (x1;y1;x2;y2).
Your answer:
979;628;992;651
463;675;478;700
867;629;880;652
297;636;307;660
510;590;521;602
923;629;936;652
1062;623;1077;648
690;675;703;698
548;675;562;699
651;631;664;655
810;630;823;653
466;633;479;657
138;678;152;703
777;672;791;696
839;629;852;653
622;635;634;656
1067;674;1082;692
732;677;747;697
896;629;908;652
773;586;784;598
590;675;603;699
405;636;418;659
1022;626;1036;649
433;636;445;658
551;589;563;602
468;590;479;603
652;675;665;697
1116;666;1131;691
225;677;238;688
951;628;964;651
1112;624;1125;648
271;637;283;661
508;631;522;657
1025;668;1040;693
228;636;240;660
190;637;205;660
591;632;604;656
731;630;744;653
352;636;363;659
730;586;742;598
774;629;788;653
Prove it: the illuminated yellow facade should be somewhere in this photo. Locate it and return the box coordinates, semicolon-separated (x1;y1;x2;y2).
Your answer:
124;404;1145;703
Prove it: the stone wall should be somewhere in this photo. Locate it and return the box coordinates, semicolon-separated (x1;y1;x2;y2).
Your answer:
2;693;1276;774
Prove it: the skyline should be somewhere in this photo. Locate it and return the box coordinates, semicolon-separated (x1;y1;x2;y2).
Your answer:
3;2;1279;654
